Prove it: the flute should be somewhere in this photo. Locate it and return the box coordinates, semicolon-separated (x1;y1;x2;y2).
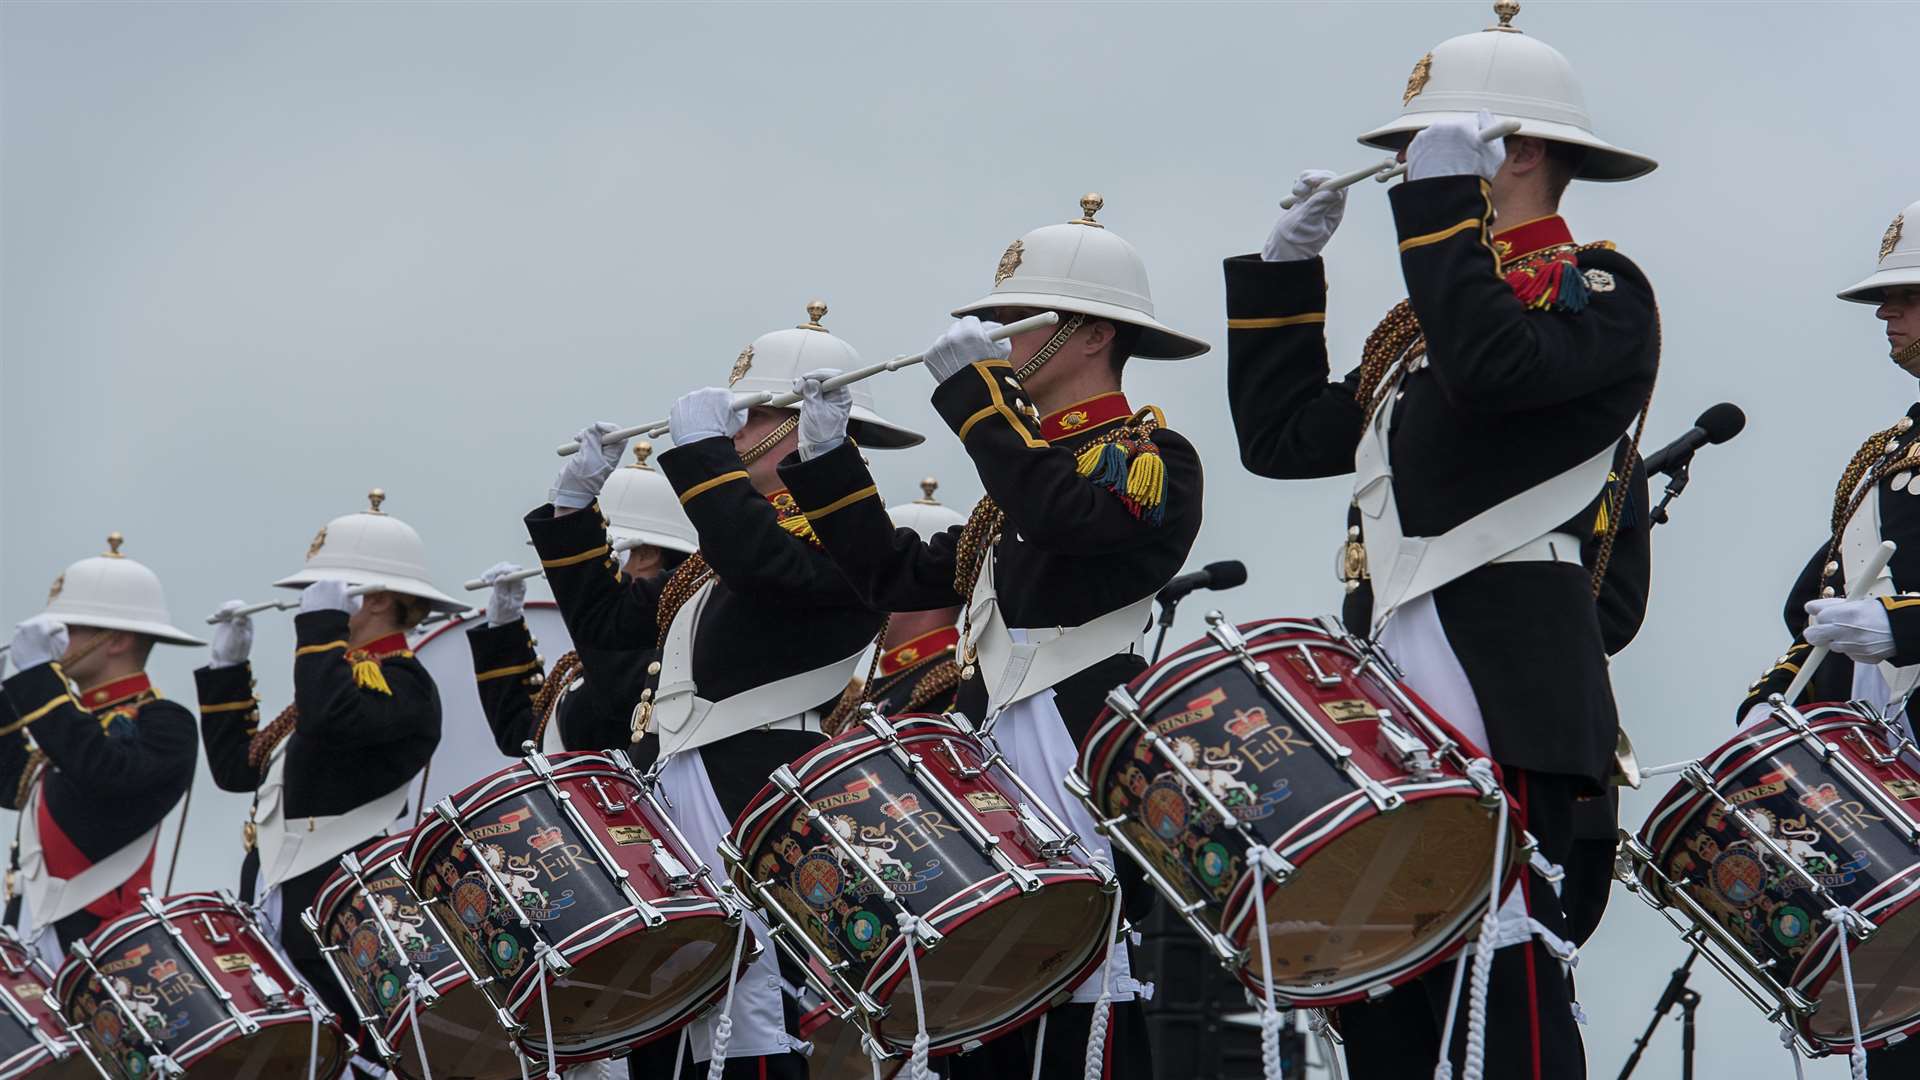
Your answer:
555;311;1061;456
463;566;545;592
205;583;382;625
1277;119;1523;210
1781;540;1898;703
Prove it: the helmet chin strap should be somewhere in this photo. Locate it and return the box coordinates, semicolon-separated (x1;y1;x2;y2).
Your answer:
739;414;800;466
1014;313;1085;383
1896;337;1920;369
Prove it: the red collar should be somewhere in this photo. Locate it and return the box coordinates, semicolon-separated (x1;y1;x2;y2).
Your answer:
79;673;154;712
878;627;959;678
1492;215;1575;264
1040;392;1133;443
351;633;411;660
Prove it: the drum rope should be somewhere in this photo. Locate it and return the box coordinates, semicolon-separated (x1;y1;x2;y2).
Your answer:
707;916;751;1080
1028;1012;1048;1080
406;970;435;1080
1823;907;1871;1079
1313;1010;1346;1080
897;913;934;1080
1433;946;1471;1080
307;1004;319;1080
1081;869;1126;1080
536;955;561;1080
1248;852;1284;1080
1779;1026;1807;1080
1459;757;1505;1076
671;1026;688;1080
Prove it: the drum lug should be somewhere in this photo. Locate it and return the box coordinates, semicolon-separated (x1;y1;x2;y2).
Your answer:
586;776;630;814
1292;643;1343;688
1374;710;1439;781
1246;845;1295;885
649;839;697;891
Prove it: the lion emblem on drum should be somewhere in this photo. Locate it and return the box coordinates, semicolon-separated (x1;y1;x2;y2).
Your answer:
1167;737;1261;809
826;814;912;881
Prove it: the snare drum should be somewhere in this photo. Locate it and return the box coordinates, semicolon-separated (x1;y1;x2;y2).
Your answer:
0;927;100;1079
1074;615;1517;1006
55;891;351;1079
405;749;743;1065
725;711;1117;1059
1625;701;1920;1051
306;833;523;1079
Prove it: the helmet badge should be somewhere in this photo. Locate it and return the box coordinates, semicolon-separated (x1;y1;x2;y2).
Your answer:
730;344;754;386
307;527;328;560
995;240;1024;287
46;575;63;603
1882;213;1905;264
1403;52;1433;105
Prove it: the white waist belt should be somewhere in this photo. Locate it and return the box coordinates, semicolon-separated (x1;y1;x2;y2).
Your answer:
965;552;1155;717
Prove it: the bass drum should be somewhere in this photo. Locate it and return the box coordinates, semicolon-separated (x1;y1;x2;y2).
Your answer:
410;601;576;812
307;833;523;1079
0;926;100;1079
55;892;350;1079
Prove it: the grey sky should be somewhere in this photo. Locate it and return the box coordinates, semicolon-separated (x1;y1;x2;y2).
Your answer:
5;1;1918;1072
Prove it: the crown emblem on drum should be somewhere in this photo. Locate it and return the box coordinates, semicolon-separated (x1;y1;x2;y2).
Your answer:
1226;707;1271;739
1403;52;1433;105
528;826;564;852
1883;213;1905;263
994;239;1024;286
1799;783;1845;812
148;959;179;981
729;344;754;386
881;793;921;820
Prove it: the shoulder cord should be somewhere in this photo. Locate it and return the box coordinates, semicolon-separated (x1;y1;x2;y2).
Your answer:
1820;418;1915;587
529;650;584;746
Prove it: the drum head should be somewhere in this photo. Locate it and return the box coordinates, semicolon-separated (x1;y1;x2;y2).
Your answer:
1241;794;1502;994
181;1018;349;1079
526;913;737;1055
1807;899;1920;1045
874;879;1111;1050
393;983;525;1080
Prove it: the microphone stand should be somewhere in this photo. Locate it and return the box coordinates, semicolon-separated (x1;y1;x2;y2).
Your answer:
1151;595;1181;663
1648;451;1695;527
1617;950;1701;1080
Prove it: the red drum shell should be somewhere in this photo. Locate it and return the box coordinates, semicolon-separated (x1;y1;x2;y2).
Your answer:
729;714;1115;1057
311;832;523;1079
1638;704;1920;1050
0;928;97;1080
404;751;740;1064
1078;617;1517;1006
54;892;350;1079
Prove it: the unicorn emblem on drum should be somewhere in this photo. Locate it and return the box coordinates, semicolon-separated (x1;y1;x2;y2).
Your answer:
1741;807;1836;876
1167;736;1261;809
475;842;552;913
374;893;440;963
826;814;911;881
110;976;174;1038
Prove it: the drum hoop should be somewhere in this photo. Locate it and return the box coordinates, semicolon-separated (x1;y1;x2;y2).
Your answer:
0;1044;58;1078
860;864;1109;994
1789;864;1920;1005
861;869;1117;1055
1639;711;1920;865
485;901;733;1023
403;757;642;877
55;893;234;996
311;840;414;924
164;1007;331;1070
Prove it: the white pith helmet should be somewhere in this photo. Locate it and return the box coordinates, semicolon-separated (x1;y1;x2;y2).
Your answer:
39;533;204;647
1358;1;1656;183
274;489;463;613
600;441;698;554
726;300;923;449
951;193;1210;361
1839;201;1920;304
888;477;968;541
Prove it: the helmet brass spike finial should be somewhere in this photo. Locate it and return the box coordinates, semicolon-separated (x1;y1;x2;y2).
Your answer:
632;440;654;468
799;300;829;331
105;532;125;557
368;488;387;514
1492;0;1521;30
916;477;940;505
1070;193;1105;228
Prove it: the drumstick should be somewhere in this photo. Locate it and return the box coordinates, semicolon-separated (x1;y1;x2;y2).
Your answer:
553;311;1062;456
463;566;546;592
1781;539;1897;703
1276;119;1523;209
205;583;382;624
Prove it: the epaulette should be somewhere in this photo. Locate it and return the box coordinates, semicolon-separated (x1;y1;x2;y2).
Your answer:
1504;241;1617;314
1071;406;1167;525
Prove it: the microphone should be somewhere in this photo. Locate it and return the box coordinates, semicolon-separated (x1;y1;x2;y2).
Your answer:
1158;561;1249;606
1641;402;1746;476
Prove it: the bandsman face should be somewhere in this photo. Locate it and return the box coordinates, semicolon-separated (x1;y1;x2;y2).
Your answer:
1877;286;1920;372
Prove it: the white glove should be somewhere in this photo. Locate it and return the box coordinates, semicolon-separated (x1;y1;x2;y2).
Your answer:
1263;170;1348;262
210;601;254;669
923;316;1010;383
7;616;67;672
551;422;626;510
299;579;361;616
480;562;528;627
793;367;852;462
1805;597;1897;662
1405;110;1508;182
669;388;747;446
